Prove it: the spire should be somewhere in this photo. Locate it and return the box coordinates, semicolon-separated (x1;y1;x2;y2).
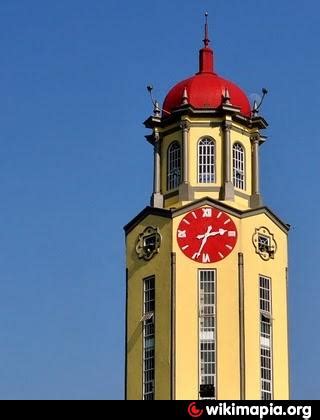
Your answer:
203;11;210;48
199;12;215;74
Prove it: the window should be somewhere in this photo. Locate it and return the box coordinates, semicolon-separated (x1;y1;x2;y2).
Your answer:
260;276;271;314
258;234;270;254
261;347;272;400
233;143;245;190
144;234;157;255
143;276;155;400
136;226;162;261
259;276;273;400
253;228;277;261
198;138;215;183
167;142;181;190
199;270;216;399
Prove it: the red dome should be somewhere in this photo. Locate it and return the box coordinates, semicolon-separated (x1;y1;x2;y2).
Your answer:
162;23;251;118
163;72;251;118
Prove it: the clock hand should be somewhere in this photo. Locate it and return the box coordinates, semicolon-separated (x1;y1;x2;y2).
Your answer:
196;225;213;240
195;226;213;257
195;227;229;259
194;236;209;258
197;228;227;240
208;228;228;237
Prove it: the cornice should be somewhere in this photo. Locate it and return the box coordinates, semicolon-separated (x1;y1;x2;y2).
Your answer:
124;206;172;235
124;198;290;236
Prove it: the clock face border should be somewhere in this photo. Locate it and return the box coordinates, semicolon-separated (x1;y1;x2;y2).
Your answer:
176;206;238;263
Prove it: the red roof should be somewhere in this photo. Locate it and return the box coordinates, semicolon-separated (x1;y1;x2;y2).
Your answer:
163;72;251;118
162;31;251;118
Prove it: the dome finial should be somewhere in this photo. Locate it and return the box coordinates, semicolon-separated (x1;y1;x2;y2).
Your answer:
203;12;210;48
199;12;214;74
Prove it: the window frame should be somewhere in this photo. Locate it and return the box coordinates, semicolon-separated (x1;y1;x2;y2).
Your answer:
232;142;246;190
259;275;273;401
143;276;155;400
198;137;216;184
167;141;181;191
198;269;216;400
258;234;271;254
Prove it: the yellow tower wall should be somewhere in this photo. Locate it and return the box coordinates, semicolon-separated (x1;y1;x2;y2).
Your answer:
126;204;289;400
126;214;172;400
169;206;289;400
240;213;289;400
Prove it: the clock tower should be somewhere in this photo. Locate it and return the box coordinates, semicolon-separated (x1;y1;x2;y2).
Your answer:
124;16;290;400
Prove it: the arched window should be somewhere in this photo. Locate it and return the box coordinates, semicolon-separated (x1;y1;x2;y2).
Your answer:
233;143;245;190
198;138;215;183
167;142;181;190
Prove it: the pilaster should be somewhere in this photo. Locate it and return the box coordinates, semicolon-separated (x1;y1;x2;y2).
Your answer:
221;120;235;201
250;133;263;208
151;129;164;208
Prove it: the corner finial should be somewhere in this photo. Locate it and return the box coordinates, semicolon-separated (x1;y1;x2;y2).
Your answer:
223;88;231;105
203;12;210;47
182;87;189;105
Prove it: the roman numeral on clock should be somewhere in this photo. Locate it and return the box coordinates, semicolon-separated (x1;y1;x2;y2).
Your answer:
178;230;187;238
202;253;210;263
202;208;212;218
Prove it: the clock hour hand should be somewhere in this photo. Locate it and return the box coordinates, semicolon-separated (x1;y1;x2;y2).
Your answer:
196;228;227;240
215;228;227;236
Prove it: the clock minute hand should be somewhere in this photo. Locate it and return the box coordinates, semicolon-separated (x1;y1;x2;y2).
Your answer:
195;228;228;258
195;226;213;257
195;236;208;258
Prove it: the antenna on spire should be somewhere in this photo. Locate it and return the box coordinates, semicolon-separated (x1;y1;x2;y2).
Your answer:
203;12;210;47
252;88;268;117
147;85;171;116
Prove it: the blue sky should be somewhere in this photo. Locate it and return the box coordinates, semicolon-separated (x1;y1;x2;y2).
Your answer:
0;0;318;399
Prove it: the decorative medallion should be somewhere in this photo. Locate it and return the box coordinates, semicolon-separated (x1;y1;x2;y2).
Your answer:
136;226;162;261
252;227;277;261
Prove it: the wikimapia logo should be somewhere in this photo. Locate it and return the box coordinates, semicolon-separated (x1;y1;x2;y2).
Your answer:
187;402;204;418
187;402;312;419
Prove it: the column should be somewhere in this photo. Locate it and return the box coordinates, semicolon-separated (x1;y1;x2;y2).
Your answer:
151;129;164;208
238;253;246;400
181;121;190;183
250;134;263;208
179;121;191;201
221;120;234;200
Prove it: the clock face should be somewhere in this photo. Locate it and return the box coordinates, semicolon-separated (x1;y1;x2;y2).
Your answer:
177;207;238;263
